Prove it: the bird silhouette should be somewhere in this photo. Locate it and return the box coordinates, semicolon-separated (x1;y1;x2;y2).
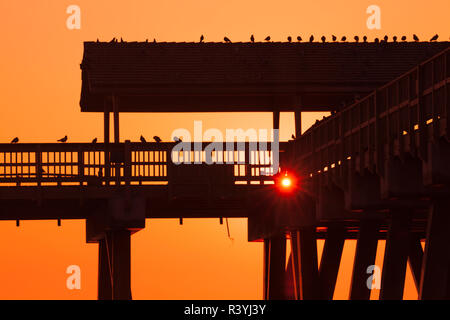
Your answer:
309;35;314;42
110;37;116;43
363;36;367;43
393;36;398;42
374;38;380;43
39;168;45;175
153;136;162;143
200;35;204;42
120;37;124;42
321;36;326;43
140;135;147;143
291;134;296;140
297;36;302;42
401;36;407;41
287;36;292;42
145;39;148;43
96;38;99;43
57;135;67;143
92;138;97;143
383;35;388;42
224;37;231;43
173;136;182;142
413;34;419;41
153;38;157;43
264;36;271;42
354;36;359;42
332;35;337;42
341;36;347;42
11;137;19;144
430;34;438;41
250;34;255;42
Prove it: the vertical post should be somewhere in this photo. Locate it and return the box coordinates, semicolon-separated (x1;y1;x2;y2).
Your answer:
290;231;301;300
263;239;270;300
98;237;112;300
419;199;450;300
111;229;132;300
319;226;346;300
297;227;320;299
380;211;410;300
349;219;379;300
294;108;302;138
112;95;120;144
104;101;110;185
408;233;423;294
273;110;280;130
266;233;286;300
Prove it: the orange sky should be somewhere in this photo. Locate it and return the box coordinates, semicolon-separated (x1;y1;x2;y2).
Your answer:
0;0;448;299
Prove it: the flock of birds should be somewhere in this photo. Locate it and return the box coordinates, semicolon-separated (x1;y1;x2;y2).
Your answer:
106;34;442;44
9;135;181;144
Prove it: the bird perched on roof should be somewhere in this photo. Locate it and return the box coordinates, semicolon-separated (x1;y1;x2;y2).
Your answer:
11;137;19;144
58;135;68;143
140;135;147;143
92;138;97;143
200;35;204;42
309;35;314;42
430;34;438;41
297;36;302;42
363;36;367;43
354;35;359;42
264;36;271;42
153;136;162;143
341;36;347;42
321;36;326;43
413;34;419;41
173;136;182;142
224;37;231;43
401;36;407;41
287;36;292;42
332;35;337;42
393;36;398;42
250;34;255;42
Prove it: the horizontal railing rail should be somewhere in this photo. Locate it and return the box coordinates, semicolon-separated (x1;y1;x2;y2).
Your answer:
294;47;450;178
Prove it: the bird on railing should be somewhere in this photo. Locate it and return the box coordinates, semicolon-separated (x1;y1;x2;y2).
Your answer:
140;135;147;143
291;134;296;140
321;36;326;43
224;36;231;43
153;136;162;143
297;36;302;42
413;34;419;42
287;36;292;42
383;35;388;42
332;35;337;42
430;34;439;42
264;36;271;42
173;136;182;142
341;36;347;42
354;35;359;42
309;35;314;42
57;135;68;143
250;34;255;42
363;36;368;43
92;138;97;143
393;36;398;42
11;137;19;144
401;35;407;41
200;35;204;43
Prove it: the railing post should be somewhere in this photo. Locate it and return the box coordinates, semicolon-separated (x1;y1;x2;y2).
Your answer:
36;145;42;187
124;140;131;186
78;147;84;186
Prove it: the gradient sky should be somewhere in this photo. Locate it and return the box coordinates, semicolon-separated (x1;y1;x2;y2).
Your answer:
0;0;448;299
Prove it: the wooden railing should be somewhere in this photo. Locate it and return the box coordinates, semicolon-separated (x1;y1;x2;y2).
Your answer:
0;141;287;187
294;47;450;178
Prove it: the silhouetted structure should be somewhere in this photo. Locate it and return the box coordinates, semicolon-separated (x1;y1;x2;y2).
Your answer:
0;40;449;300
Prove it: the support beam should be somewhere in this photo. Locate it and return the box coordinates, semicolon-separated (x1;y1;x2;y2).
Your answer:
104;105;110;144
290;232;300;300
263;239;270;300
380;211;410;300
291;228;320;300
349;219;379;300
319;227;345;300
264;234;286;300
408;233;423;294
98;237;112;300
419;199;450;300
284;255;295;300
108;230;132;300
